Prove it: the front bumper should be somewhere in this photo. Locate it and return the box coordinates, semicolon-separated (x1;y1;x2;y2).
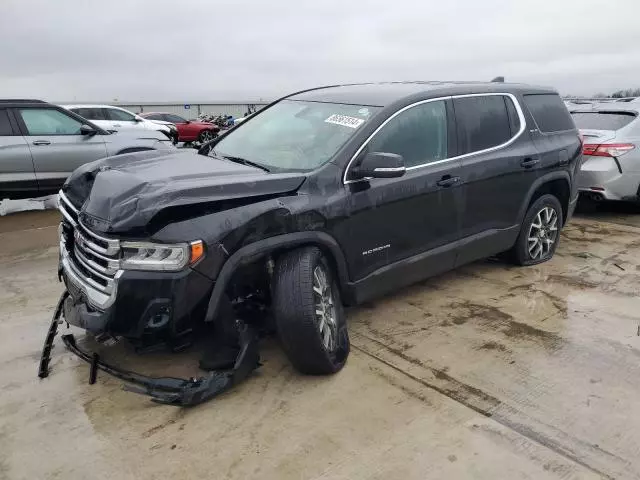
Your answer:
60;260;213;339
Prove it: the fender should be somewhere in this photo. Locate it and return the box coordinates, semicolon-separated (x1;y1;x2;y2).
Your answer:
517;171;571;224
204;231;351;323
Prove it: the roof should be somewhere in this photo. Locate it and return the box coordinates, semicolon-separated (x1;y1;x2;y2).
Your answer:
569;104;640;115
62;104;133;110
287;81;556;107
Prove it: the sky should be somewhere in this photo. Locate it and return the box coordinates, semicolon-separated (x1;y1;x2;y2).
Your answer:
1;0;639;102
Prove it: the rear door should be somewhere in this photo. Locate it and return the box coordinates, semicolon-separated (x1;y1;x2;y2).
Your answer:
14;107;108;193
0;108;38;199
453;93;541;265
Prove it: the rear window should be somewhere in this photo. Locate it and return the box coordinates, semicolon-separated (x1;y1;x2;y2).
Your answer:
570;112;636;131
523;94;575;133
454;95;512;154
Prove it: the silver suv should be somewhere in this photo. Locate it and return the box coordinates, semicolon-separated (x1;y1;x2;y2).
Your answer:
0;99;175;199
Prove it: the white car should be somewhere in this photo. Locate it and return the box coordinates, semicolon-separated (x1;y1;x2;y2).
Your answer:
62;104;177;143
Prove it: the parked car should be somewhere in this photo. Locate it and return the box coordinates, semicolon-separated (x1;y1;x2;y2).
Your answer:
55;82;580;403
138;112;219;143
0;99;174;199
63;104;178;144
571;105;640;203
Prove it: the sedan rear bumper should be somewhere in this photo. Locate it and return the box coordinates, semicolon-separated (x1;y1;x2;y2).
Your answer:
578;156;640;201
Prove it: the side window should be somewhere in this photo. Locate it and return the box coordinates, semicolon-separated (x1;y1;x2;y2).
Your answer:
73;108;106;121
106;108;136;122
454;96;512;154
523;94;575;133
165;114;187;123
0;110;14;136
367;101;448;168
145;114;163;121
19;108;83;135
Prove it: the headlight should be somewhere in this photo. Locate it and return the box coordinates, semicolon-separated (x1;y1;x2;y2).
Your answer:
120;240;204;272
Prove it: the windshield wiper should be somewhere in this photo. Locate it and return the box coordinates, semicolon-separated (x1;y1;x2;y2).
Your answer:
213;151;270;173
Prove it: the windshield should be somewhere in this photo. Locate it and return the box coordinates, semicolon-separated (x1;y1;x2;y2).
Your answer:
571;111;637;130
211;100;380;172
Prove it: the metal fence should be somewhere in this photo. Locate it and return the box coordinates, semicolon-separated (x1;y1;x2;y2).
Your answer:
114;101;270;119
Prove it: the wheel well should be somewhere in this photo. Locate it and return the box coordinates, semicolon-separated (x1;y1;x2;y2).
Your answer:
528;179;570;225
116;147;153;155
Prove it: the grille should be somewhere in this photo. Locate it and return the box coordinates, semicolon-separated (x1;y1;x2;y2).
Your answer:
58;192;121;297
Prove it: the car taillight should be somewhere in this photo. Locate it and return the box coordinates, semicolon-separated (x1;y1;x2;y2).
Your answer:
582;143;635;157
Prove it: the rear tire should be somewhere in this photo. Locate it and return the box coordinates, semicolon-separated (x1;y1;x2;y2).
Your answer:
509;194;563;266
273;247;349;375
198;130;216;144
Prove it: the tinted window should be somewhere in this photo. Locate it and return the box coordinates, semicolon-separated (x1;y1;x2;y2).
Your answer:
571;112;636;131
367;101;448;168
72;107;106;121
19;108;83;135
106;108;136;122
0;110;13;135
523;94;575;133
454;96;511;154
165;114;187;123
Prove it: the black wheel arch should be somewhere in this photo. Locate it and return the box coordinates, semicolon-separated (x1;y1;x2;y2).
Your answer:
518;172;572;227
203;231;352;323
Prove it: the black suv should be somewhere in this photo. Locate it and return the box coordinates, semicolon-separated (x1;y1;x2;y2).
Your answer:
57;82;581;378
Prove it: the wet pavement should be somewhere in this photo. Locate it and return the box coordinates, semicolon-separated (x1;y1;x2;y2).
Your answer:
1;203;639;479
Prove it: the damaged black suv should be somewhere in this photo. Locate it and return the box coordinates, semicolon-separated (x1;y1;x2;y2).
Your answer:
53;82;581;400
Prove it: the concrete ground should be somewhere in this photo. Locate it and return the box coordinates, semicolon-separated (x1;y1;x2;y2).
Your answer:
1;203;640;480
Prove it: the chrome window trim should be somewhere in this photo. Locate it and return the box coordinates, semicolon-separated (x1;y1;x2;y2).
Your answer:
343;92;527;184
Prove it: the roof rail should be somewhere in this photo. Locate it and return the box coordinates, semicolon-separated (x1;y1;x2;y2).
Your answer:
0;99;46;104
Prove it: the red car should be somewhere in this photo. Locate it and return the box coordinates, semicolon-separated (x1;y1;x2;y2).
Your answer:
139;112;219;143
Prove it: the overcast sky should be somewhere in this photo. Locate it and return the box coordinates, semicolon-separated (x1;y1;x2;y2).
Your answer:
1;0;639;102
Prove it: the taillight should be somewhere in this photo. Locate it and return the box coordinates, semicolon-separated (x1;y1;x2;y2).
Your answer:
582;143;635;157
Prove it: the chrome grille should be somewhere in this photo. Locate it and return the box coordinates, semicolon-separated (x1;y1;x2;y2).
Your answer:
58;191;121;299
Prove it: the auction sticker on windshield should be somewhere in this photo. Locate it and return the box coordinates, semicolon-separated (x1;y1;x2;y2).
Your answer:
325;114;365;129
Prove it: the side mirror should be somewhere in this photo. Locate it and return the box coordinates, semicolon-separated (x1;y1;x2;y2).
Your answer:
80;124;97;136
133;116;143;123
353;152;406;179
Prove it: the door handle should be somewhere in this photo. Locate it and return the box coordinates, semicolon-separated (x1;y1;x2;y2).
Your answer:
521;157;540;168
436;175;460;187
32;140;51;146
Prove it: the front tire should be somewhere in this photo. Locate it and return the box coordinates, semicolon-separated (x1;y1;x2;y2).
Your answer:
510;194;563;266
273;247;349;375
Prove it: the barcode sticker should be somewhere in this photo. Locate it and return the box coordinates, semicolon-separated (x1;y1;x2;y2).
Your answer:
325;114;365;129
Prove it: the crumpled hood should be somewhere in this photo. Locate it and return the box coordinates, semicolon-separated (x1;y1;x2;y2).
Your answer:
63;150;306;234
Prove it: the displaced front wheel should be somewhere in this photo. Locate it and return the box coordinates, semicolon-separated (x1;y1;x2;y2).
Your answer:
273;247;349;375
510;194;563;266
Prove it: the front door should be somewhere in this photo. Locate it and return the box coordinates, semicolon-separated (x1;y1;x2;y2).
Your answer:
14;107;108;193
105;107;145;131
332;99;463;299
0;108;38;199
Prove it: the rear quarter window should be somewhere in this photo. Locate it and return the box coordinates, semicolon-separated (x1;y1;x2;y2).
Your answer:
571;112;636;130
523;94;575;133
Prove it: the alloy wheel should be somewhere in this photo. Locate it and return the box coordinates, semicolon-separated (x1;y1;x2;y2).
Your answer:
527;206;559;260
312;265;337;352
